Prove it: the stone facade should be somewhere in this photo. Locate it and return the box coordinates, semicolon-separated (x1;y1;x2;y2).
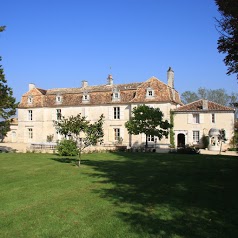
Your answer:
6;68;235;152
173;99;235;150
16;69;182;150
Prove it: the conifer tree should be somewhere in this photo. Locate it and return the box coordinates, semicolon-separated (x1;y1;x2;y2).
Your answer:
0;26;17;140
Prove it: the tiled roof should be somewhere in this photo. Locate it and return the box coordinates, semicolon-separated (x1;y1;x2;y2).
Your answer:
18;77;182;108
173;99;235;112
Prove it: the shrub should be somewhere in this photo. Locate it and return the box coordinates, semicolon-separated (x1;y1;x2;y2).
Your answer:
56;139;79;156
201;135;209;149
177;145;200;154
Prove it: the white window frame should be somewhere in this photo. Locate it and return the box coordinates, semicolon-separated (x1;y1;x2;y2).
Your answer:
146;87;154;98
114;107;120;119
211;113;215;123
28;110;33;121
28;128;33;139
28;96;33;104
193;131;200;144
56;95;62;104
112;87;120;101
114;128;120;141
56;109;62;120
193;114;200;124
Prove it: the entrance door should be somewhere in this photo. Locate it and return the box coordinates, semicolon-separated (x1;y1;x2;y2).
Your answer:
177;133;185;148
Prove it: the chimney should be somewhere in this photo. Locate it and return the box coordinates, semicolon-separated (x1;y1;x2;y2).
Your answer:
107;74;113;85
82;80;88;88
29;83;36;91
202;99;208;110
167;67;174;88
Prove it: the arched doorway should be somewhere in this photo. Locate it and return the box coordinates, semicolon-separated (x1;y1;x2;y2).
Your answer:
177;133;185;148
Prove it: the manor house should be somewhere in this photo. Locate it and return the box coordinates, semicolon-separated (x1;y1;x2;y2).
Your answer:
9;68;235;151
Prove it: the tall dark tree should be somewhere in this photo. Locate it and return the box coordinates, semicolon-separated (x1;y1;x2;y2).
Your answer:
0;26;17;140
215;0;238;80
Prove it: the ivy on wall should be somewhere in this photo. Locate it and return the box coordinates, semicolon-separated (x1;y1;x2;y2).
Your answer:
170;111;175;148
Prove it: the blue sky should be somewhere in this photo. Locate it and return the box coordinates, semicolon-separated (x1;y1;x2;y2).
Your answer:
1;0;237;102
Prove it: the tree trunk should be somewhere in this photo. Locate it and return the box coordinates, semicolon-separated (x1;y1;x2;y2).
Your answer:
78;151;81;167
145;134;148;148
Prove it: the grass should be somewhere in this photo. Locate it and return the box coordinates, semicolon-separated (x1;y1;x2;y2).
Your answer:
0;152;238;238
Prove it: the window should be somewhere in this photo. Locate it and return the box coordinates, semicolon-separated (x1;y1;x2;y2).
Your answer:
146;87;154;98
114;128;120;141
82;90;90;102
193;114;200;124
147;135;155;142
56;95;62;104
193;131;200;144
28;128;33;139
28;96;33;104
114;107;120;119
56;109;62;120
211;113;215;123
112;87;120;101
28;110;33;121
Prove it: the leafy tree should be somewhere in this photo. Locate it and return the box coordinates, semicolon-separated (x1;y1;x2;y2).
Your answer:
181;87;238;106
125;105;172;148
180;91;199;105
0;120;10;142
54;113;104;166
229;121;238;149
215;0;238;80
0;26;17;140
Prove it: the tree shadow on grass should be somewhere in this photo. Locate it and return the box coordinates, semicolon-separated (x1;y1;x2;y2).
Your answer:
51;157;78;166
83;152;238;238
0;145;17;153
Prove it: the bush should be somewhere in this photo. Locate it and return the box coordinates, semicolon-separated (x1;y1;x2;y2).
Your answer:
56;139;79;156
177;146;200;154
202;135;209;149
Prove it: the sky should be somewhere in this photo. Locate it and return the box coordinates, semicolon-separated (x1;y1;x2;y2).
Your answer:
1;0;237;102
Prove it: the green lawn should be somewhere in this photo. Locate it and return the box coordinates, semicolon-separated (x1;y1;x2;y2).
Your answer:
0;152;238;238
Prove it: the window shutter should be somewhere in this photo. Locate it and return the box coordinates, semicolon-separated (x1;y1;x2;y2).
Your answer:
108;107;112;120
84;107;89;118
108;128;114;142
52;109;56;121
187;114;192;124
121;127;124;140
82;108;85;117
200;114;204;124
120;107;124;120
141;133;146;143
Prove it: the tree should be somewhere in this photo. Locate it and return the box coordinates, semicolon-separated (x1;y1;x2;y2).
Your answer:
125;105;172;148
54;113;104;166
215;0;238;80
0;26;17;140
181;87;238;106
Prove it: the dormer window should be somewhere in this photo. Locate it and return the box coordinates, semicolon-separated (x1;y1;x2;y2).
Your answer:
112;87;120;102
28;96;33;104
146;87;154;98
82;90;90;103
56;95;62;104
